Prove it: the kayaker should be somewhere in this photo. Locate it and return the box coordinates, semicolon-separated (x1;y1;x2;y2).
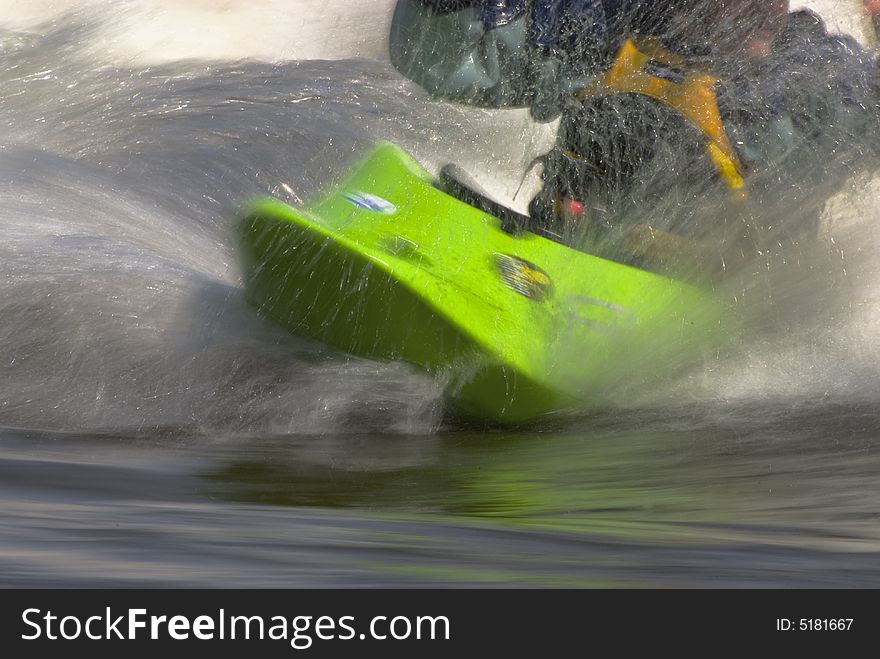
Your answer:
390;1;880;274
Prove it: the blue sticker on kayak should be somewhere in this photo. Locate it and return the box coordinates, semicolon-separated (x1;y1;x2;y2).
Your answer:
343;191;397;215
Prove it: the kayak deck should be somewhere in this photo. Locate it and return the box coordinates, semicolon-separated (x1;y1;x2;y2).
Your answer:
238;143;726;423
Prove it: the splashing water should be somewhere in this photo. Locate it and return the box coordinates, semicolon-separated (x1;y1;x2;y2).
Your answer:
1;0;879;435
1;0;880;589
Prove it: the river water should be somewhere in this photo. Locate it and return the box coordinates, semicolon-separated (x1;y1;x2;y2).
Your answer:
1;0;879;587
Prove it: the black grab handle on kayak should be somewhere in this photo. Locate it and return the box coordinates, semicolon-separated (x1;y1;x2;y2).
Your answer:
438;164;533;235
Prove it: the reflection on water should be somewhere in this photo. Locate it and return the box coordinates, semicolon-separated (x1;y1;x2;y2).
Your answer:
3;402;879;587
208;404;880;543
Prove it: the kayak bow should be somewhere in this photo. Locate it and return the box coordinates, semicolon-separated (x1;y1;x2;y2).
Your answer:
238;142;728;423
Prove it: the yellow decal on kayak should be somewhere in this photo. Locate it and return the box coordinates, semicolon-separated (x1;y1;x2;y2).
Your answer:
495;254;553;301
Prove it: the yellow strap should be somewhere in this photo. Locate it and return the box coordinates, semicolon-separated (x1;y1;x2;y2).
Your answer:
576;39;746;194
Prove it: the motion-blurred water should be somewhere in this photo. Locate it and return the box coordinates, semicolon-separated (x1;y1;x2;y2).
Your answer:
1;0;879;587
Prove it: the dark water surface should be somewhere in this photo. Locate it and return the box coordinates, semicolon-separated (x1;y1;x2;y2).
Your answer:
3;403;880;587
1;7;879;587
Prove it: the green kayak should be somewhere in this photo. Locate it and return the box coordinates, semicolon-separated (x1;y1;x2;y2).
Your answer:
238;142;728;424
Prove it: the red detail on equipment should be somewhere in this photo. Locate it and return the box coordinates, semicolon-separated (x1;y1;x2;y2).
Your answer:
563;198;585;216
